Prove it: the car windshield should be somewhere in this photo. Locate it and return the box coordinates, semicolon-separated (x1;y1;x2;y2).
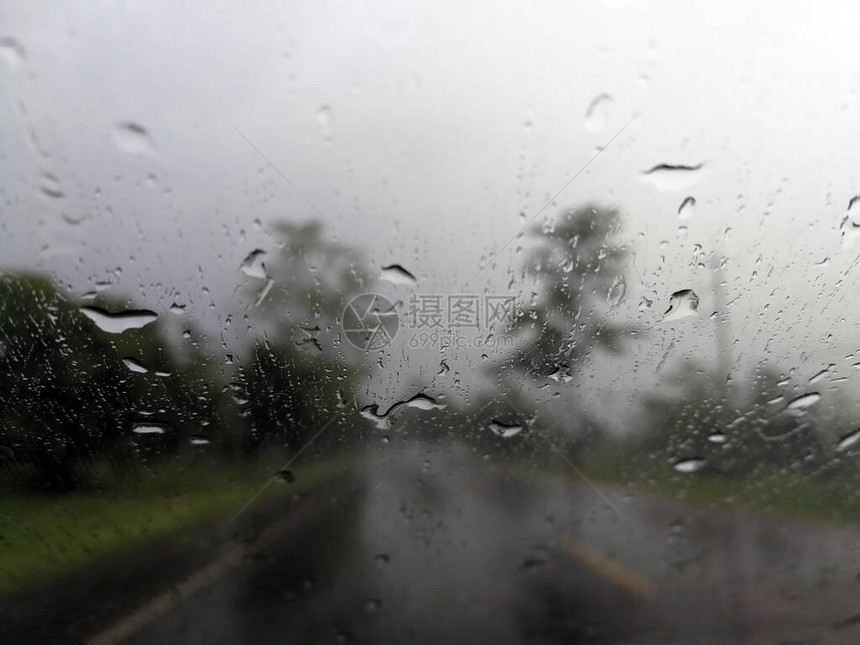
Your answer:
4;2;860;643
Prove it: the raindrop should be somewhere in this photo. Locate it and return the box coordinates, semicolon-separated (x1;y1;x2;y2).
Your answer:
182;330;192;340
584;93;613;132
809;365;834;385
295;337;323;352
607;276;626;306
673;458;706;473
360;405;391;430
38;173;64;199
154;371;172;377
364;599;381;614
638;297;653;313
122;357;149;373
373;553;390;565
520;555;547;571
240;249;267;279
786;392;821;411
678;196;697;219
316;105;333;144
80;306;158;333
663;289;699;321
837;428;860;452
360;393;446;429
169;302;186;315
254;277;274;307
489;419;524;438
547;364;573;383
113;122;155;156
437;360;450;375
277;469;295;483
641;163;705;192
401;393;446;411
0;37;26;68
840;215;860;249
132;423;167;435
380;264;417;285
189;436;211;446
707;432;727;444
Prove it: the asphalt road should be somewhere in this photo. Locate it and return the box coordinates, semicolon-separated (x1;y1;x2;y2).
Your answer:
14;442;860;644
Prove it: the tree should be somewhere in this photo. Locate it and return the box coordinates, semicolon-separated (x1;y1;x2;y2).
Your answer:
0;272;225;490
0;273;136;490
237;220;371;454
476;204;630;445
504;203;629;381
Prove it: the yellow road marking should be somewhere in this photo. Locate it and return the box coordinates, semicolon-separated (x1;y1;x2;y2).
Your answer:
559;538;656;599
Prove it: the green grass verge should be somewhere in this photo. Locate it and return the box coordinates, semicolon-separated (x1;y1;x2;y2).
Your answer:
0;452;361;596
497;453;860;526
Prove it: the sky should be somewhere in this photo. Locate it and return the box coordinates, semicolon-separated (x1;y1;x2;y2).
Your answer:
3;0;860;431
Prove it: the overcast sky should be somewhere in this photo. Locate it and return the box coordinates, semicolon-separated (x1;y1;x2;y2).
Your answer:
3;1;860;429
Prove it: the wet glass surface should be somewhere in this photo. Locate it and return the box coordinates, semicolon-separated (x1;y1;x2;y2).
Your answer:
4;2;860;643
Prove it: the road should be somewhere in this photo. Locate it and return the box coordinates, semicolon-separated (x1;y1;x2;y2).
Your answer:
11;442;860;644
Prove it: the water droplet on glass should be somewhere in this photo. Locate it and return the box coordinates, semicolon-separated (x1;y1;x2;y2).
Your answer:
360;404;391;430
254;277;274;307
786;392;821;411
277;469;295;483
809;365;834;384
132;423;167;435
840;214;860;249
169;302;186;315
548;364;573;383
400;393;446;411
837;428;860;452
374;553;390;565
364;599;381;614
674;458;706;473
607;276;626;306
641;163;705;192
316;105;333;144
678;196;697;219
122;357;148;373
189;436;211;446
380;264;417;285
707;432;727;444
584;93;613;132
240;249;267;279
489;419;524;438
437;359;450;375
38;173;64;199
0;37;26;68
663;289;699;321
113;122;156;156
80;306;158;333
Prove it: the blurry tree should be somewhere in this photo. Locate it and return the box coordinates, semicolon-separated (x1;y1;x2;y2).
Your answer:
237;220;371;454
0;273;137;490
0;272;225;491
638;361;826;477
474;204;631;446
504;204;630;380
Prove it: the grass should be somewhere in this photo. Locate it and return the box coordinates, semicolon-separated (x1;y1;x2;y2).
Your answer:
524;453;860;527
0;451;360;596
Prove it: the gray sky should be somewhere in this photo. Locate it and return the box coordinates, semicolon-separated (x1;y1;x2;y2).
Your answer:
3;0;860;430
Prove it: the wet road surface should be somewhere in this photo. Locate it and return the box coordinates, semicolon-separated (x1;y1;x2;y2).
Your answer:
11;442;860;644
